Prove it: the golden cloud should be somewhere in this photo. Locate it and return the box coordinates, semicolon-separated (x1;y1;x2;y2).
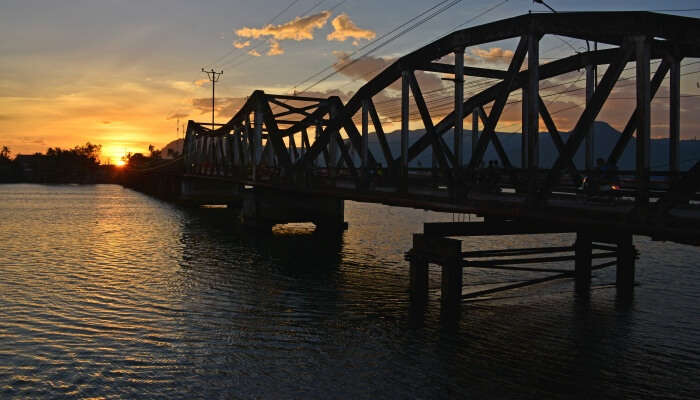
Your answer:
248;49;261;57
233;40;251;49
267;39;284;56
235;11;331;41
470;47;514;63
326;14;376;43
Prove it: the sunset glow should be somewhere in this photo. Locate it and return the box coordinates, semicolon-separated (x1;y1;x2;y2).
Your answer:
1;1;699;161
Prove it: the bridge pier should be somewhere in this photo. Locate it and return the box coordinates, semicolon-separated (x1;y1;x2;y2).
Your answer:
240;189;347;232
409;221;638;318
179;177;242;207
407;234;463;319
575;232;593;293
616;234;636;297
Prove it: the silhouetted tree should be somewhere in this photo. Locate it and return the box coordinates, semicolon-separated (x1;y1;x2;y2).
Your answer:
148;144;162;160
0;146;11;162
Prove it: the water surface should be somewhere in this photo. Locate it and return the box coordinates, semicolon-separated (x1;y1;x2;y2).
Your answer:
1;184;698;399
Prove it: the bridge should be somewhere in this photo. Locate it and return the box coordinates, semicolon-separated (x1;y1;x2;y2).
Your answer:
125;12;700;314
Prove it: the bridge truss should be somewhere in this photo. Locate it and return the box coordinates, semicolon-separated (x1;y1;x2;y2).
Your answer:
183;12;700;244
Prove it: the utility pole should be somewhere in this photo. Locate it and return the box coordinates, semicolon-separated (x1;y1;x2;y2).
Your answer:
201;68;223;130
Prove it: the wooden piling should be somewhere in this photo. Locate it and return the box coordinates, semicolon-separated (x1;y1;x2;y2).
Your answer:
616;234;636;296
575;232;592;292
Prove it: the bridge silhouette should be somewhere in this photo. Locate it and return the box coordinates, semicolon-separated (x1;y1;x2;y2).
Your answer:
126;12;700;313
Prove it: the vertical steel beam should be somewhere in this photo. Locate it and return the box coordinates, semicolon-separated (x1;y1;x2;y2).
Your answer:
585;64;595;170
635;37;651;206
328;103;339;171
521;87;528;168
361;99;369;172
471;109;478;163
454;47;465;169
670;56;681;173
314;122;321;167
254;106;263;181
401;70;410;178
527;34;540;171
232;129;241;166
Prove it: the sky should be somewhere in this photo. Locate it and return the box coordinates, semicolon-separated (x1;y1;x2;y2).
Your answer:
1;0;699;164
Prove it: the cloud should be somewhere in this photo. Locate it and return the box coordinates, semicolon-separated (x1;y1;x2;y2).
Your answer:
166;112;189;120
331;52;445;93
191;96;247;118
469;47;514;64
19;136;46;145
267;39;284;56
234;40;251;49
248;49;261;57
236;11;331;41
326;14;376;43
193;79;209;87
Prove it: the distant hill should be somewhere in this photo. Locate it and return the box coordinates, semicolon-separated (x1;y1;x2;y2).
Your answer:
359;121;699;171
161;139;184;159
167;122;699;170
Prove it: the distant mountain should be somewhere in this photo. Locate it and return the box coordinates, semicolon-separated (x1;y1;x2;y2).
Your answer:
162;139;184;159
358;121;699;171
170;122;699;170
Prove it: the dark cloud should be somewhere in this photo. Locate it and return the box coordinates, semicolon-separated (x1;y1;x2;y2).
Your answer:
166;112;189;120
191;96;247;119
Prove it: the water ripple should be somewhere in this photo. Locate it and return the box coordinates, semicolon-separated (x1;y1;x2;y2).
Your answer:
0;184;699;399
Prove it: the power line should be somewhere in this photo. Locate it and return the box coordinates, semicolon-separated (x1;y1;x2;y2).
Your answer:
297;0;468;93
220;0;350;70
209;0;304;68
290;0;458;92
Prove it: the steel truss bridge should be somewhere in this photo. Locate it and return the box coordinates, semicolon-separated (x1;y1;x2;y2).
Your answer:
172;11;700;245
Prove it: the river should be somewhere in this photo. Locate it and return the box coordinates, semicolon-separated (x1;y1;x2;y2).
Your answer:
1;184;698;399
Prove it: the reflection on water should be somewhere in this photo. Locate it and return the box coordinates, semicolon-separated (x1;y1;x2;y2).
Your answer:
0;184;699;399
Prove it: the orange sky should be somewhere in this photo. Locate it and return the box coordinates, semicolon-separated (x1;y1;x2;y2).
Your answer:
1;1;699;164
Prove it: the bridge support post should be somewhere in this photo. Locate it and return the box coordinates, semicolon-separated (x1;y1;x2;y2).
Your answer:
575;231;592;292
585;64;596;170
670;55;681;174
441;258;462;318
454;47;464;170
521;86;528;169
635;36;651;207
409;234;462;319
527;33;540;191
240;190;346;232
616;234;636;296
401;70;410;190
409;235;429;305
471;109;479;163
361;98;369;184
253;104;263;181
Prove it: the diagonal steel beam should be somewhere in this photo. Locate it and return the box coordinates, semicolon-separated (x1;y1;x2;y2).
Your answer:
607;58;671;165
408;70;451;175
407;48;625;162
540;44;634;197
258;95;292;171
467;36;528;170
538;96;581;183
367;98;394;166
